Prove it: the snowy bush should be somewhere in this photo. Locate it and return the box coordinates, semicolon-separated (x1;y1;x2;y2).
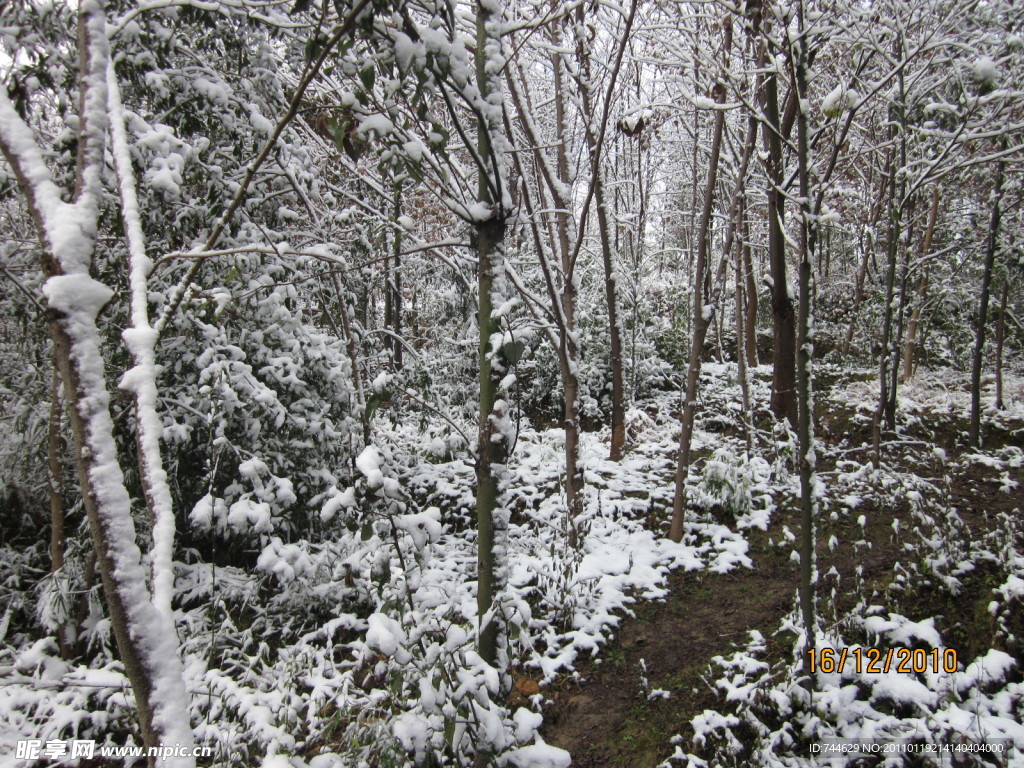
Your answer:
693;449;771;527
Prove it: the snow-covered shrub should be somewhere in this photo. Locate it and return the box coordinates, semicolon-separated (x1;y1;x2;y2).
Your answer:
987;512;1024;652
693;449;771;527
667;608;1024;768
0;639;141;750
164;268;359;548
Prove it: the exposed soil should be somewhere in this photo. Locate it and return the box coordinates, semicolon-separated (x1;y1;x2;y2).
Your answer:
537;435;1023;767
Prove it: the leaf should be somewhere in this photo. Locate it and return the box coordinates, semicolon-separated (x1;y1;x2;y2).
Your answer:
359;66;375;91
428;123;449;150
360;522;373;541
365;390;391;419
502;339;526;365
304;33;326;61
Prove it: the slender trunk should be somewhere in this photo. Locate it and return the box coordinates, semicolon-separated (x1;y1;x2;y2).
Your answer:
332;273;370;446
994;280;1008;411
384;248;392;359
551;12;583;545
108;62;177;618
669;19;732;543
873;92;905;467
47;362;71;660
473;0;509;689
969;155;1006;447
736;227;754;452
761;40;797;426
743;217;759;368
843;155;889;358
901;187;940;382
886;195;914;425
596;176;626;460
391;184;404;369
792;4;817;676
873;193;899;466
842;228;872;357
474;219;507;669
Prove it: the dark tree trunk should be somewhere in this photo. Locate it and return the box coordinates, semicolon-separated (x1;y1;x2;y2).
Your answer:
760;40;797;426
969;156;1006;447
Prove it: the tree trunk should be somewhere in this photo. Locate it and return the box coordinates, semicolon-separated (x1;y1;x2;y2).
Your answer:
886;195;914;425
473;0;510;688
736;226;754;452
969;155;1006;447
391;184;404;369
474;218;508;670
873;97;905;467
554;50;585;548
792;2;817;676
742;207;759;369
843;155;889;358
994;280;1008;411
108;62;177;618
595;174;627;460
760;40;797;426
331;273;370;446
47;362;71;660
901;187;940;382
669;19;733;543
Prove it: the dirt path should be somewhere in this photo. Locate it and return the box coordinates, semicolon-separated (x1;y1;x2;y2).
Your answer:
538;450;1020;768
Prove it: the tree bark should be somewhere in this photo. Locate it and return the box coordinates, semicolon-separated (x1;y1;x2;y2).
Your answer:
390;184;404;369
47;362;71;660
742;207;759;369
736;225;754;452
873;87;905;467
994;280;1008;411
843;154;889;358
792;1;817;676
969;155;1006;447
901;187;940;382
551;20;584;546
760;39;797;426
473;0;510;687
669;18;734;543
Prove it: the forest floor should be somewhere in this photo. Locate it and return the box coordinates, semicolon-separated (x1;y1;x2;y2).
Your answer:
539;369;1024;767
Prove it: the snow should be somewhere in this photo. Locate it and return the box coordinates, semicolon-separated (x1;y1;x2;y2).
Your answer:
357;114;395;138
972;56;999;87
394;508;443;551
504;742;571;768
356;445;385;487
248;104;274;135
820;85;860;117
227;498;273;533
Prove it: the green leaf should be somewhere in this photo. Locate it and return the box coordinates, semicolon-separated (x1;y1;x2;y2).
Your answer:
304;33;326;61
365;390;391;419
501;339;526;365
360;522;373;541
359;66;375;91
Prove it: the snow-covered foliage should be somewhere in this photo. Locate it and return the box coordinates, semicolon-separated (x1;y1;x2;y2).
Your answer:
0;0;1022;765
